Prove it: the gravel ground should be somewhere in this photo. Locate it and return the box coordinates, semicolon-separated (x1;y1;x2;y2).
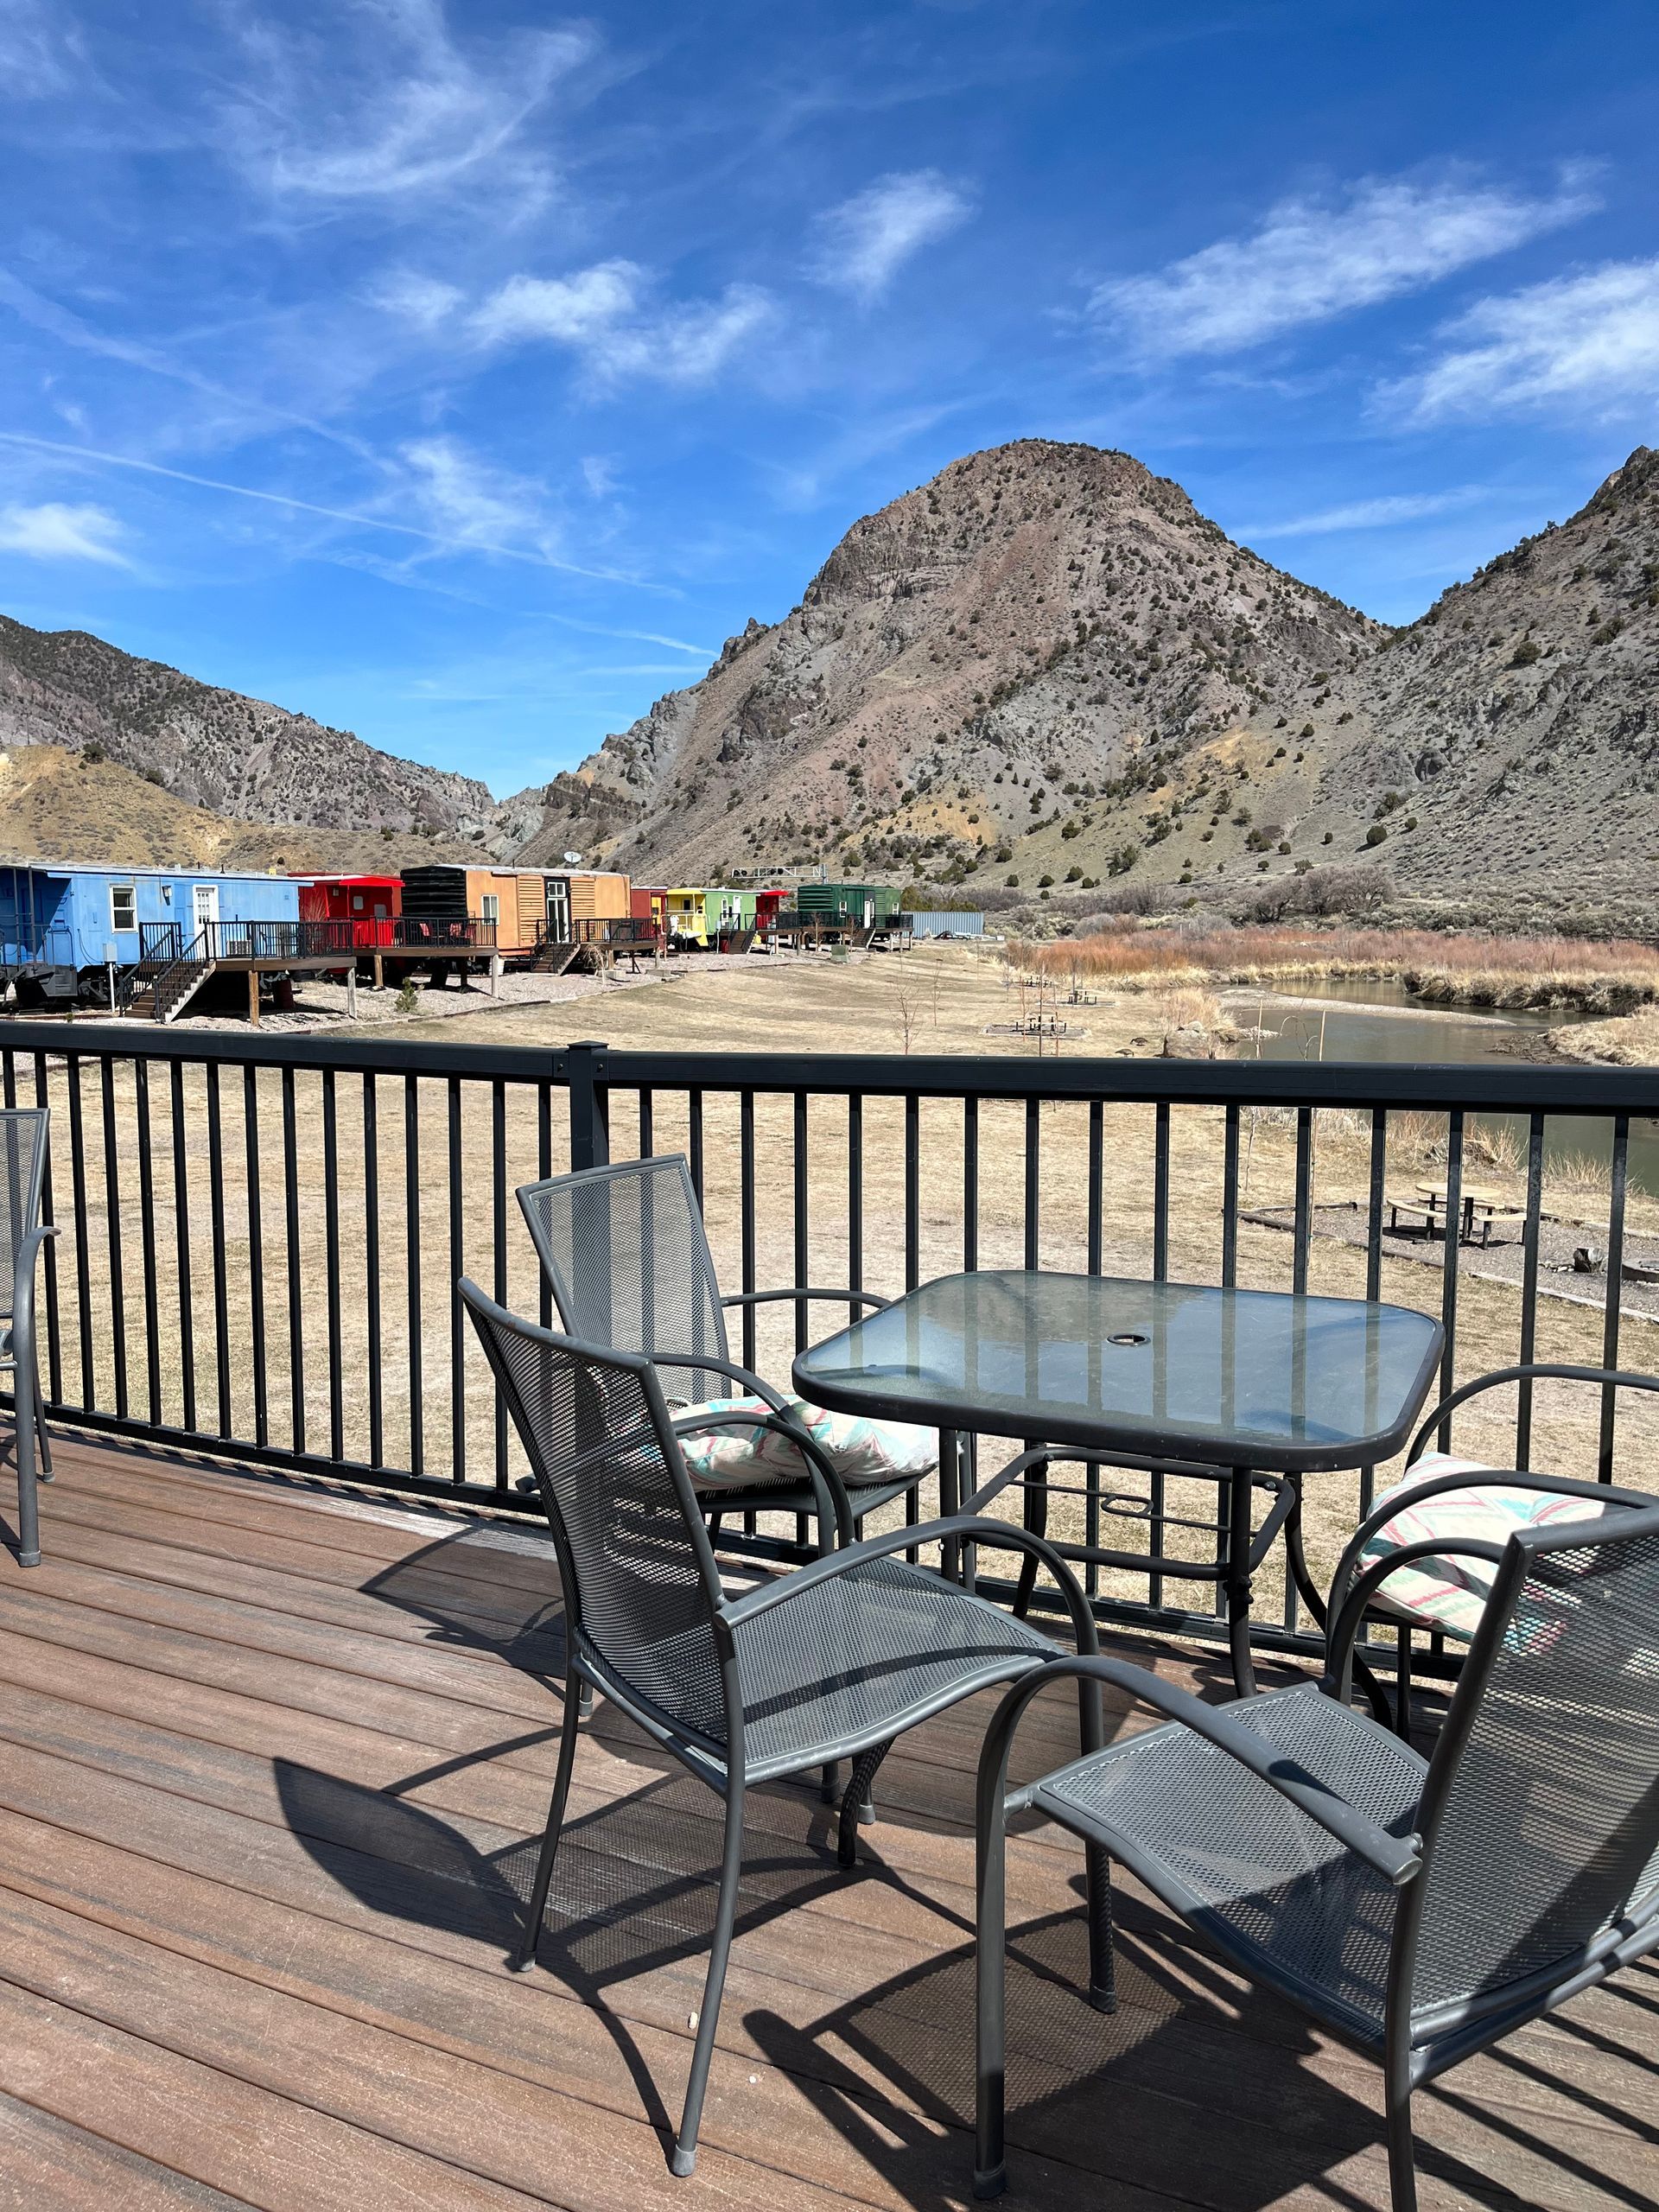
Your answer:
23;945;861;1039
1243;1198;1659;1319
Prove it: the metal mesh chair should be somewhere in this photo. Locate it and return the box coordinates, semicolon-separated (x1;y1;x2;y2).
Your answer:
0;1109;54;1568
461;1278;1108;2178
517;1156;931;1545
973;1503;1659;2207
1330;1363;1659;1733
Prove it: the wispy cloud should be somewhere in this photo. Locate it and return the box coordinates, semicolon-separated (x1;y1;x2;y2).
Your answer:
0;0;82;99
809;169;974;302
1385;257;1659;421
370;271;465;329
471;263;772;385
1236;486;1489;538
399;435;548;550
0;499;130;565
1094;169;1598;358
219;1;593;208
0;431;659;586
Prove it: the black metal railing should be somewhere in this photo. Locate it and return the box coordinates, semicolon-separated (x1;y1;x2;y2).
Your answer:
3;1021;1656;1662
138;919;359;964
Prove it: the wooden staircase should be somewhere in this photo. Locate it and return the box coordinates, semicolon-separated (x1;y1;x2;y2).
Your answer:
526;937;580;976
128;932;215;1022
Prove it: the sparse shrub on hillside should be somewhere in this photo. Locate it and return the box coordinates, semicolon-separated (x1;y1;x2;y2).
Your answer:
1299;722;1314;738
1511;638;1541;665
1365;823;1388;847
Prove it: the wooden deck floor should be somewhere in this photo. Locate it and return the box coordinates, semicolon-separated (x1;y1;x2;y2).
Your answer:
0;1430;1655;2212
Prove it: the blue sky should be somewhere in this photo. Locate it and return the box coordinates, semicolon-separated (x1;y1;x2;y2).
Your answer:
1;1;1656;798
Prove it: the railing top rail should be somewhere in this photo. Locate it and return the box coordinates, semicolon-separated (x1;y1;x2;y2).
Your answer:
0;1019;1655;1111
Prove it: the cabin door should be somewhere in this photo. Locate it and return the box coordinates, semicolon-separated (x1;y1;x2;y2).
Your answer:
192;883;219;944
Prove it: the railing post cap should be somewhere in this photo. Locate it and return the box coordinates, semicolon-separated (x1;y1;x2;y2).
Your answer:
569;1039;609;1052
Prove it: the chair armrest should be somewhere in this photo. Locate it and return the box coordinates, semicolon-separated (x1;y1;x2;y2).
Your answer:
640;1348;793;1413
980;1657;1423;1886
721;1512;1099;1660
1406;1362;1659;1468
719;1286;893;1313
1322;1535;1508;1703
11;1224;57;1339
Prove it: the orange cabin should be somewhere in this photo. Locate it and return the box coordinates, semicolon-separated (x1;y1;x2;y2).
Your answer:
297;874;402;948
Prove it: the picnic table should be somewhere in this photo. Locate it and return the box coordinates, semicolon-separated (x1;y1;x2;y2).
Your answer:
1388;1179;1523;1246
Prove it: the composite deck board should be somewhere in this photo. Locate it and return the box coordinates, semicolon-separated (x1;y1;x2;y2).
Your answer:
0;1433;1654;2210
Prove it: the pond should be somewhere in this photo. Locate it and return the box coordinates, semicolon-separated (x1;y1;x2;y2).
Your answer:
1226;977;1659;1200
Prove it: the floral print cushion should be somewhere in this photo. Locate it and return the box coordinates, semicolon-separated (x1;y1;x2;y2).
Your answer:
1357;1451;1609;1640
674;1393;938;1491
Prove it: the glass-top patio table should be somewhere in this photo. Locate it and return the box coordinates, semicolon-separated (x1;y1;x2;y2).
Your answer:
794;1269;1444;1694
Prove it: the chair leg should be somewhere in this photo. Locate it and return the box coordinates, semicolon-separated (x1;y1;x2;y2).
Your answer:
511;1669;584;1972
1384;2084;1418;2212
13;1351;39;1569
33;1351;51;1481
1084;1843;1116;2012
974;1796;1009;2199
836;1740;892;1869
671;1782;745;2177
1394;1624;1414;1742
1011;1457;1047;1620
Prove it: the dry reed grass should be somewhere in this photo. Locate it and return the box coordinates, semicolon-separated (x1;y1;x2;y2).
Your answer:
1014;926;1659;1014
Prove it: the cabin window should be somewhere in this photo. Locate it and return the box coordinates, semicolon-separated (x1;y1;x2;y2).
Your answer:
109;884;137;933
480;894;500;923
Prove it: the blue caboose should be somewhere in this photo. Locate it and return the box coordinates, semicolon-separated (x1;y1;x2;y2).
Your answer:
0;863;302;1006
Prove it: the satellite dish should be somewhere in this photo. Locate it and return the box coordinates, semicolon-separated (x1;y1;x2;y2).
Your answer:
563;850;583;864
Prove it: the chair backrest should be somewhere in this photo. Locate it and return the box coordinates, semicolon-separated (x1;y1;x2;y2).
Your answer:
517;1157;732;1406
459;1278;731;1751
1408;1505;1659;2025
0;1109;48;1285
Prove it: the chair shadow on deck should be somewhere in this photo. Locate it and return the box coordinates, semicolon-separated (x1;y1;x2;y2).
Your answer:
268;1525;1644;2209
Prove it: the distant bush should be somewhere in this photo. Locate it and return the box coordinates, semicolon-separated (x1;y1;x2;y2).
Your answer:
1299;722;1315;739
82;742;107;765
1240;864;1393;923
1511;638;1541;666
1365;823;1388;847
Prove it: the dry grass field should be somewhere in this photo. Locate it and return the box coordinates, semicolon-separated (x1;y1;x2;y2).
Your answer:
20;941;1658;1634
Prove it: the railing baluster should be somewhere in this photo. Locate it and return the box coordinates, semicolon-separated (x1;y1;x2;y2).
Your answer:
169;1061;194;1433
536;1081;553;1330
282;1068;304;1453
905;1093;920;1292
1600;1116;1629;1482
244;1065;268;1448
448;1075;465;1484
207;1065;232;1438
134;1062;162;1427
689;1089;704;1205
963;1096;977;1272
404;1075;423;1476
1292;1105;1313;1296
1023;1096;1040;1271
1153;1100;1170;1283
1365;1109;1387;1306
1221;1103;1239;1289
793;1090;810;1349
1437;1110;1464;1450
1087;1099;1103;1276
364;1073;383;1469
99;1058;128;1419
847;1090;863;1305
740;1089;757;1371
32;1052;60;1405
493;1077;508;1491
1516;1110;1545;1470
66;1054;92;1402
321;1068;343;1461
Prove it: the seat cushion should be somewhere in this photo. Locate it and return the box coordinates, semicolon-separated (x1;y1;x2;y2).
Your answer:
1357;1452;1610;1640
675;1394;938;1493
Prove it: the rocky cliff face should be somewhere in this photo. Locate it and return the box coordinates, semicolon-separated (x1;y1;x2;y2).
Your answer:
0;616;495;838
501;439;1659;927
502;440;1382;884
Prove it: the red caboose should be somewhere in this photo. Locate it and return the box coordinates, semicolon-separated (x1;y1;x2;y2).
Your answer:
296;874;402;949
